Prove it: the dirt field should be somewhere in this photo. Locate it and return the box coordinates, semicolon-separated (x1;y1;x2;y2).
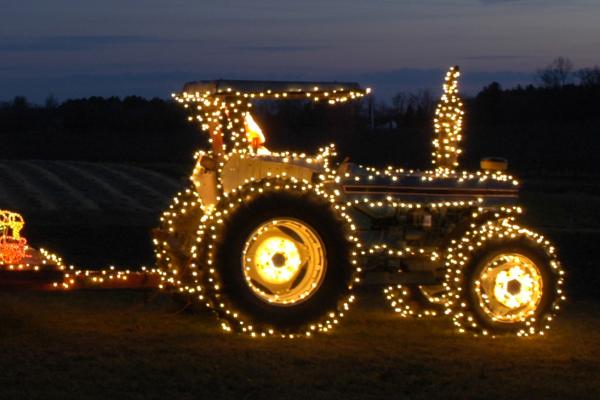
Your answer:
1;289;599;400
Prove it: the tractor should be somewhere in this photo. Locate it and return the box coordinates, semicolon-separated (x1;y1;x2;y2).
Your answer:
153;66;565;338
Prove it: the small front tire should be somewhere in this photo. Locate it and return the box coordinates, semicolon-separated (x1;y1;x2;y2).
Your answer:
444;221;564;336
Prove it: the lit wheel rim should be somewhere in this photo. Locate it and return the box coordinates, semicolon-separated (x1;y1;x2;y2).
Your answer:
242;218;326;306
475;253;543;323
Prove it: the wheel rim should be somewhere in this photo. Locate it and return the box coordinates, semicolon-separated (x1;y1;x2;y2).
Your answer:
242;218;327;306
474;253;544;324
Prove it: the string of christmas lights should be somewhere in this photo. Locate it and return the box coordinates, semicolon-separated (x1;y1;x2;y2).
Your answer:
156;81;372;337
432;66;464;172
0;67;565;339
192;177;362;338
381;206;523;319
442;219;565;337
0;210;28;264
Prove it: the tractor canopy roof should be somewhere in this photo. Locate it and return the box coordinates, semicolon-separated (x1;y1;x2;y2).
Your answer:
175;79;370;154
181;79;369;101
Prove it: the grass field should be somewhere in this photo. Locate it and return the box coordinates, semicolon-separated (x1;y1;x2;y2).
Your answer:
1;290;599;400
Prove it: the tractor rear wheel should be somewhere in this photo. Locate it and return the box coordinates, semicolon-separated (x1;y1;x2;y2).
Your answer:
199;180;360;336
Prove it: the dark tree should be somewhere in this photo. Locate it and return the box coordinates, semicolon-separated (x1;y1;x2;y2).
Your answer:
45;94;59;109
537;56;573;87
576;67;600;86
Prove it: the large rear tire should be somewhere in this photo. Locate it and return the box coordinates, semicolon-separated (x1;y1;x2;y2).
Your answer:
198;179;360;337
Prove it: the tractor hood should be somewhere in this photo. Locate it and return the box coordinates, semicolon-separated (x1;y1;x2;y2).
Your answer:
340;165;519;207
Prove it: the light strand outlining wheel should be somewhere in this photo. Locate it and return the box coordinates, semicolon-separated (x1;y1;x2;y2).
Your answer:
443;219;565;336
191;177;362;338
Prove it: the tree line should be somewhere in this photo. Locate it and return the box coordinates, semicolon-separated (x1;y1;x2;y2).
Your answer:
1;57;598;174
0;95;202;163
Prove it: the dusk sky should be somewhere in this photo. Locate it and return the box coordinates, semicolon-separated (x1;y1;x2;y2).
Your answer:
1;0;599;102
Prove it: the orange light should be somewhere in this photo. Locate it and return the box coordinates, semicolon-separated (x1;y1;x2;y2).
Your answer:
244;112;266;149
0;210;28;264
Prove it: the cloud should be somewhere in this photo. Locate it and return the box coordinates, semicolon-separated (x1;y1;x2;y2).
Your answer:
478;0;526;4
0;35;163;52
462;55;535;61
229;44;329;53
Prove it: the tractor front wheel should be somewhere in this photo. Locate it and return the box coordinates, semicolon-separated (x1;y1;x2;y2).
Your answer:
444;222;564;336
